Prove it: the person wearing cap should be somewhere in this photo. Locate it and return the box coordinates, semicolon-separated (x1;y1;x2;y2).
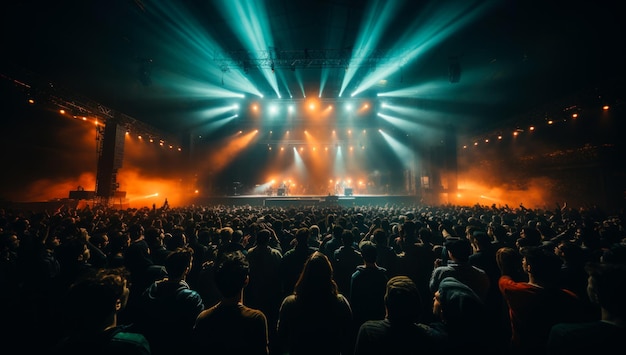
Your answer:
430;277;498;354
429;237;490;302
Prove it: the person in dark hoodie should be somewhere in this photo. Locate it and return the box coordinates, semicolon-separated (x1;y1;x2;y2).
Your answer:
430;276;499;354
354;275;439;355
133;246;205;355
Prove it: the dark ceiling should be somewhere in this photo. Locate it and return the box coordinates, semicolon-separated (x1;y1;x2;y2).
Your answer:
3;0;625;139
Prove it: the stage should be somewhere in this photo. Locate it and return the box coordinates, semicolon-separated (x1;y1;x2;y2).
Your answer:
192;194;420;208
0;194;423;213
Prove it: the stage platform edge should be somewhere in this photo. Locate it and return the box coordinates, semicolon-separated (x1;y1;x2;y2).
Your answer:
192;194;419;207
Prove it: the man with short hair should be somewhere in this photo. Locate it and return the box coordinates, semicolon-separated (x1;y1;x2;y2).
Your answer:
134;246;205;355
354;275;438;355
350;241;388;331
191;251;269;355
429;237;490;302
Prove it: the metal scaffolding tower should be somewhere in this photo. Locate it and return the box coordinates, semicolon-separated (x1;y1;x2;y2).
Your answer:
2;71;175;206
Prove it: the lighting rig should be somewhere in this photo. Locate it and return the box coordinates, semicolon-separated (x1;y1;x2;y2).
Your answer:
2;71;177;206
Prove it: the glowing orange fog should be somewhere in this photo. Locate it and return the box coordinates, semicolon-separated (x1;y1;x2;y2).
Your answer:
208;130;258;172
455;177;554;210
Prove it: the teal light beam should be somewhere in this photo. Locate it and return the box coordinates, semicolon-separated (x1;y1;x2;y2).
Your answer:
352;0;498;97
378;63;512;104
339;0;400;97
200;114;239;131
291;147;307;182
379;129;414;169
334;145;345;176
377;112;421;132
216;1;280;98
140;2;261;97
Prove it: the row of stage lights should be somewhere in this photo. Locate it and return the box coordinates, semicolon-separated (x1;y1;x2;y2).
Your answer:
462;105;610;149
246;99;372;115
267;144;367;152
50;94;615;153
56;101;393;154
125;132;183;152
52;107;184;152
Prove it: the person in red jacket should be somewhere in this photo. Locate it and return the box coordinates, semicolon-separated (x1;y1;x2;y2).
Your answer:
496;245;588;355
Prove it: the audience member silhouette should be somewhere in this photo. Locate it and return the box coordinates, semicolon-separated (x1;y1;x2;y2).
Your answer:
53;235;97;301
215;226;244;259
554;240;598;319
308;224;322;248
52;267;151;355
192;251;269;355
350;240;388;336
430;276;498;354
279;227;317;298
371;227;399;277
106;231;130;269
332;229;363;297
353;213;370;235
515;226;543;249
164;225;188;251
468;230;510;347
133;246;205;355
396;220;436;322
547;262;626;354
354;275;439;355
277;251;352;355
185;225;211;290
121;226;167;325
497;245;588;355
320;224;344;259
88;230;109;269
245;228;283;355
601;242;626;264
144;227;169;266
430;236;491;302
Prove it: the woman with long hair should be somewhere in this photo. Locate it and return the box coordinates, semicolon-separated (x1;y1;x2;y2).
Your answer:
277;251;353;355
